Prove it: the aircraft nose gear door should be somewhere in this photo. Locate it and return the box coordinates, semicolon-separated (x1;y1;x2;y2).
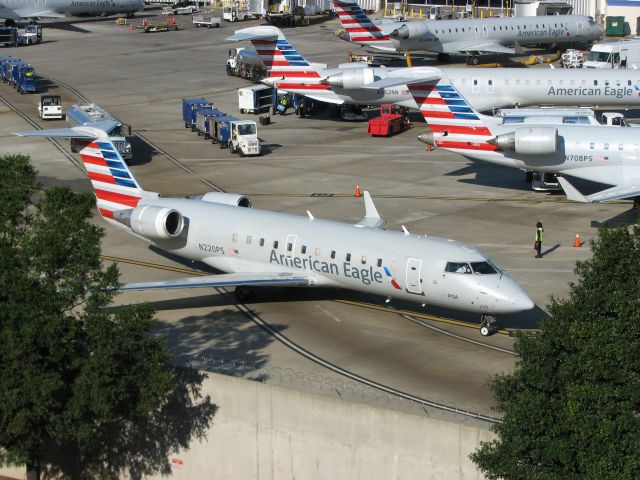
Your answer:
405;258;423;295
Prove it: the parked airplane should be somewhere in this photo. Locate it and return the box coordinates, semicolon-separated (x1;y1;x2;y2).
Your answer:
228;26;640;111
0;0;144;25
406;76;640;203
15;126;533;334
332;0;603;64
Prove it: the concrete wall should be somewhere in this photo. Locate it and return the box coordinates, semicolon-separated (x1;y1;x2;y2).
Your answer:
1;373;495;480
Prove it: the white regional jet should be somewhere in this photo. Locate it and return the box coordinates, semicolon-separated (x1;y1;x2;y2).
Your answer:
332;0;603;64
405;75;640;203
0;0;144;26
227;26;640;112
15;126;534;335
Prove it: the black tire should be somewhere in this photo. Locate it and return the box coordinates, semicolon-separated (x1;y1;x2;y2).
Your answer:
480;326;491;336
229;142;236;153
239;148;245;157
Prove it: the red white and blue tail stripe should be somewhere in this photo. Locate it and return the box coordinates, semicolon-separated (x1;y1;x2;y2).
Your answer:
237;26;332;95
76;138;144;219
408;81;498;153
332;0;393;47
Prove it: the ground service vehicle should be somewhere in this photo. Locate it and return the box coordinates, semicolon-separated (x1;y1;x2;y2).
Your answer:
195;107;225;139
238;84;273;114
15;64;36;93
38;94;63;120
211;115;261;156
226;46;266;82
192;15;220;27
163;3;198;14
22;24;42;44
0;27;20;47
182;98;213;130
66;103;132;161
0;56;20;81
584;38;640;68
223;4;255;21
368;104;410;136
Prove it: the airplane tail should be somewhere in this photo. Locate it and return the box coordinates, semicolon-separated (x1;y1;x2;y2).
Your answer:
332;0;392;47
226;26;334;96
14;126;155;220
407;76;498;153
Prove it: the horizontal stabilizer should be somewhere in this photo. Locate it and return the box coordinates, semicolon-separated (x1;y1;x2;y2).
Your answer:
355;191;385;229
14;125;111;140
226;27;279;42
364;72;440;90
559;176;640;203
121;272;311;292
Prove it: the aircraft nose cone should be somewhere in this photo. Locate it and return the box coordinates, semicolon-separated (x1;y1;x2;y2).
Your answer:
504;276;535;311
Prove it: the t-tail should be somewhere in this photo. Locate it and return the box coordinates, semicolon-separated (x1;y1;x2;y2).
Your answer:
13;126;157;221
407;77;500;155
332;0;394;49
226;26;332;96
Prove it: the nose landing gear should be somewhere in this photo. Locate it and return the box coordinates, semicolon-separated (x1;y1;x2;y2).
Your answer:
479;314;497;336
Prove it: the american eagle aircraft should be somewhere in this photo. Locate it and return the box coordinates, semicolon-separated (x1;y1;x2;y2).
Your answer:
332;0;603;64
0;0;144;25
227;26;640;112
405;74;640;203
15;126;533;335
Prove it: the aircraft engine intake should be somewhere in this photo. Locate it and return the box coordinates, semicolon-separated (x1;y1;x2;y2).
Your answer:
129;205;185;240
324;68;375;89
390;23;428;40
198;192;252;208
491;127;559;155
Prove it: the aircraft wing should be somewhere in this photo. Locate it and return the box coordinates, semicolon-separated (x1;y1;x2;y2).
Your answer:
304;94;344;105
363;71;441;90
443;40;516;55
558;177;640;203
14;128;98;139
121;272;311;292
355;191;385;229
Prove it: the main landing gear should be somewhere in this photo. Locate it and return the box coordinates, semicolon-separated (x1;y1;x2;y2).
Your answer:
479;314;497;336
466;55;480;65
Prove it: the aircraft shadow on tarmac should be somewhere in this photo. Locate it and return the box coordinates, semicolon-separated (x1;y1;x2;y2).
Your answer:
446;162;533;192
36;76;59;94
128;135;154;166
41;13;156;33
145;245;545;333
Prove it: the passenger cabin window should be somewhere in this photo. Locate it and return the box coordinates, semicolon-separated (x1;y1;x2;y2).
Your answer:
260;238;265;247
346;253;351;262
273;240;279;249
246;235;252;244
331;250;336;259
590;143;595;149
377;258;382;267
619;144;624;150
446;262;472;274
604;143;609;150
301;245;307;254
233;233;238;242
287;242;293;252
361;256;367;265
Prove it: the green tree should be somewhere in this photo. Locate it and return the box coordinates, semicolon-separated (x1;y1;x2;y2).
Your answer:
472;222;640;479
0;155;216;478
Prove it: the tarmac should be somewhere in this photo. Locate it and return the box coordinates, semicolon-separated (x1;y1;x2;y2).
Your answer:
0;8;635;422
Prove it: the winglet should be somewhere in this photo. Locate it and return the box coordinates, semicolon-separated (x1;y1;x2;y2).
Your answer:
558;177;589;203
355;191;385;229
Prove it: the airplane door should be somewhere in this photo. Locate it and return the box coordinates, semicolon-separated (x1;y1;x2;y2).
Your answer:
405;258;423;295
285;234;297;257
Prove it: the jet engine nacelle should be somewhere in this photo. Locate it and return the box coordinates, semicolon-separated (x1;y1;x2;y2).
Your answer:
129;205;185;240
324;68;376;89
390;22;429;40
491;127;559;155
198;192;252;208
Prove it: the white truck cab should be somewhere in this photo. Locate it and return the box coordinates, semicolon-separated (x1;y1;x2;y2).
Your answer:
38;94;63;120
230;120;260;156
583;38;640;69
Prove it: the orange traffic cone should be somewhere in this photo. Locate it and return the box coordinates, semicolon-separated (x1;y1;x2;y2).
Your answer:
573;234;582;248
354;185;362;197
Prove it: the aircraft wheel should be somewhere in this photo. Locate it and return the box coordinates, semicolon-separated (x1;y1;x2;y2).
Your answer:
467;56;479;65
480;326;491;336
480;314;497;336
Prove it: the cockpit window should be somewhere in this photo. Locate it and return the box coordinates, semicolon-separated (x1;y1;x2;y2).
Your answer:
470;262;498;274
445;262;472;274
